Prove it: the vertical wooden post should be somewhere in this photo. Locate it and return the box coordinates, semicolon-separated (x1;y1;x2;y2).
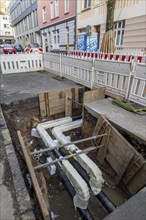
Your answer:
65;92;72;117
45;92;50;117
39;93;47;117
17;131;50;220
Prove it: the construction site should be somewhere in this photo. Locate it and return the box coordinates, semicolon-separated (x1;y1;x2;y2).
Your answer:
0;51;146;220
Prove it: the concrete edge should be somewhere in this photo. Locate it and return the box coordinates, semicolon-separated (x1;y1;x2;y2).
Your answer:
0;106;36;220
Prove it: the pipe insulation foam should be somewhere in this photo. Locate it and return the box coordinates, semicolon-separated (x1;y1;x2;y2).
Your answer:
52;120;104;195
36;119;90;209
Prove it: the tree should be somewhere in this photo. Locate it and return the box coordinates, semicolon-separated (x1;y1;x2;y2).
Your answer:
100;0;116;53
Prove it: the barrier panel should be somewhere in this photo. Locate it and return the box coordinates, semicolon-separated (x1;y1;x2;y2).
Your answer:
62;55;94;88
43;53;60;76
94;59;132;98
129;63;146;106
1;53;43;74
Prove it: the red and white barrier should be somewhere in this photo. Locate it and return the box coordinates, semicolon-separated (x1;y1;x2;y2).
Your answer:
69;51;146;64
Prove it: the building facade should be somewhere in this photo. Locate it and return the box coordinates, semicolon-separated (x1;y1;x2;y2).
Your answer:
9;0;41;46
77;0;146;50
38;0;76;52
0;0;14;44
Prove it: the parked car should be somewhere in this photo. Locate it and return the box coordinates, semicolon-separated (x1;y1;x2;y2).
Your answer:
14;44;24;52
3;44;16;54
24;43;43;53
0;44;5;49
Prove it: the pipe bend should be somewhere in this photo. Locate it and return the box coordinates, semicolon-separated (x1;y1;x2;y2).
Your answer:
36;123;90;209
52;121;104;195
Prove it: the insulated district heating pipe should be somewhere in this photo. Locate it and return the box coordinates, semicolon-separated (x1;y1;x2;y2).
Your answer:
53;149;94;220
59;148;116;214
36;119;90;210
52;119;116;213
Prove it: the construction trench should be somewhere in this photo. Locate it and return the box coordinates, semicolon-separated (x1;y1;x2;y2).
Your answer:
1;87;146;220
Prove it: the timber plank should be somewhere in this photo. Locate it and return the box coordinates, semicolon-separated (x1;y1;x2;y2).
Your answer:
49;98;65;107
126;164;146;195
97;128;111;165
39;93;47;117
50;105;65;115
93;116;135;184
65;92;72;117
83;88;105;103
45;93;50;117
17;131;50;220
123;157;144;185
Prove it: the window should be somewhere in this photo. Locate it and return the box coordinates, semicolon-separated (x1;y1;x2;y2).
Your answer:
35;10;38;26
53;30;59;44
55;0;59;17
64;0;69;13
3;16;8;20
4;24;9;28
53;29;59;49
115;20;125;47
42;6;47;22
66;27;69;44
5;32;11;35
50;1;54;19
83;0;91;9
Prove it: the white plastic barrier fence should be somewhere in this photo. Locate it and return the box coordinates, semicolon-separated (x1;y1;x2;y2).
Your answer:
1;53;43;74
43;53;60;76
129;63;146;106
62;55;94;88
1;52;145;106
94;59;132;98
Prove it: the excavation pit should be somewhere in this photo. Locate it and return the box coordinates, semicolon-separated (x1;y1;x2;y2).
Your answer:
1;89;146;220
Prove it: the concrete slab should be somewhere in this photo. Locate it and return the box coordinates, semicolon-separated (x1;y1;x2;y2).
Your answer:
104;187;146;220
0;71;78;104
84;98;146;143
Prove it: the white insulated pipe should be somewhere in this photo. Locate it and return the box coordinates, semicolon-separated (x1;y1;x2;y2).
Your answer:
37;117;72;130
36;118;90;209
52;120;104;195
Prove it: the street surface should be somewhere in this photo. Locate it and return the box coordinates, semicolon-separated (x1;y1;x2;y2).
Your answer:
0;70;77;104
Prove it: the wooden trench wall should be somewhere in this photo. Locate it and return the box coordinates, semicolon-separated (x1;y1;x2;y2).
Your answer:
92;116;146;195
39;87;80;118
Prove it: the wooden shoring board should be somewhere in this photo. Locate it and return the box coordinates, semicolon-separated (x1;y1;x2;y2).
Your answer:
39;93;47;117
126;163;146;195
93;116;135;185
17;131;50;220
39;88;79;117
65;92;72;117
122;156;144;185
45;92;50;117
83;88;105;104
71;88;76;109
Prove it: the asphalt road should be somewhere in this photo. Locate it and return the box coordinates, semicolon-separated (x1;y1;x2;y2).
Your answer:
0;70;78;104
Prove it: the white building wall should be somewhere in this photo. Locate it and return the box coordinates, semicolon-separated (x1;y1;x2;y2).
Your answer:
0;15;13;36
0;0;14;43
77;0;145;28
77;0;146;50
